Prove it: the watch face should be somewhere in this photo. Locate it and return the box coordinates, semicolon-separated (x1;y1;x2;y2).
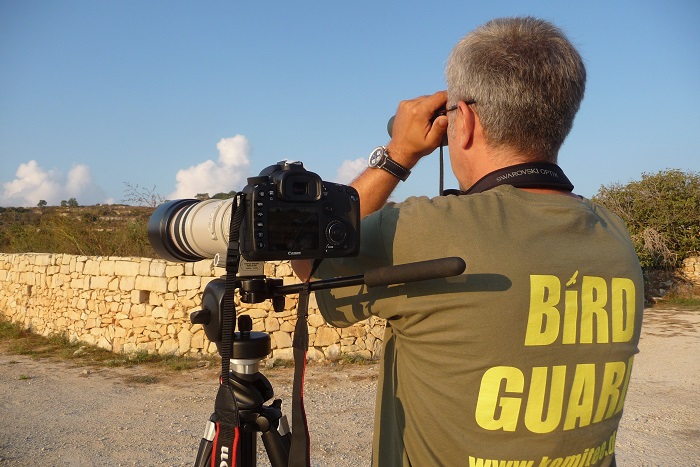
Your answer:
368;147;385;168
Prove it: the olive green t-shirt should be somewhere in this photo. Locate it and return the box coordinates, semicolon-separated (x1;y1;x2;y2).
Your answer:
314;185;643;467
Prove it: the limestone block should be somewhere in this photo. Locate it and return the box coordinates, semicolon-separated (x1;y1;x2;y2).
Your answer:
265;317;280;332
193;260;213;276
276;262;293;277
272;331;292;349
166;264;185;278
70;277;87;290
97;336;112;351
131;304;147;317
149;261;167;277
83;260;100;275
261;262;275;276
314;327;340;347
137;341;156;353
245;308;269;319
35;254;52;267
139;260;151;276
192;330;206;349
371;325;386;339
308;313;325;328
280;321;295;333
272;348;294;360
307;348;325;361
135;276;168;293
323;344;341;360
282;296;297;311
341;337;355;346
90;276;111;289
82;334;96;345
152;306;168;319
214;267;226;277
178;328;192;354
341;326;366;338
160;338;179;355
100;260;115;276
178;276;201;291
119;276;135;291
149;293;164;306
114;261;140;276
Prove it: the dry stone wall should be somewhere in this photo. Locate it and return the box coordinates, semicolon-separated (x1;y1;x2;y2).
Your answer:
682;256;700;289
0;253;385;361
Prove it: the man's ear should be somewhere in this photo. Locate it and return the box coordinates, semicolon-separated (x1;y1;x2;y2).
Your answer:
458;100;476;150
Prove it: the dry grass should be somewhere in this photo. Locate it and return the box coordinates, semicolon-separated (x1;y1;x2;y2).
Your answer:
0;317;216;372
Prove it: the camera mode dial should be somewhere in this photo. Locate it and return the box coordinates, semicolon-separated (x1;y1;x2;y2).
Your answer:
325;220;348;246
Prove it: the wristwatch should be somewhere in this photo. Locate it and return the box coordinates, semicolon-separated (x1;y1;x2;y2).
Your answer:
368;146;411;181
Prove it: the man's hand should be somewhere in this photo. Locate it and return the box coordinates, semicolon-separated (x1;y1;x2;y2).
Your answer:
351;91;448;218
385;91;449;168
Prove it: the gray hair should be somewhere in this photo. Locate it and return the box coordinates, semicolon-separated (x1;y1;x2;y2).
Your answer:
446;17;586;162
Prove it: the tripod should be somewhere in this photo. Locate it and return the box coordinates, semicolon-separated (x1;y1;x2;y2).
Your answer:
193;315;291;467
190;257;466;467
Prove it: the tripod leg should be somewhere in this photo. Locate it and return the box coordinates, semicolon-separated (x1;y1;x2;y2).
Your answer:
193;416;216;467
238;430;257;466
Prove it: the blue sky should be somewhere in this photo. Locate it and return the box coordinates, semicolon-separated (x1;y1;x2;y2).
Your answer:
1;0;698;207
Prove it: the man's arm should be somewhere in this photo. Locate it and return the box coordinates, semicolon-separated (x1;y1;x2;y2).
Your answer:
292;91;448;280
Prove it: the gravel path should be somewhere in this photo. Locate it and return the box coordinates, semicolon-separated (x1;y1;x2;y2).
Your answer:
1;307;698;466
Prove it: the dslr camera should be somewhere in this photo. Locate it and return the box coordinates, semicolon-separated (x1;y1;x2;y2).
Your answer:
148;161;360;263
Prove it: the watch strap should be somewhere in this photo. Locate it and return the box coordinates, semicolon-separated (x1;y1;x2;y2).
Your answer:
381;155;411;181
371;146;411;181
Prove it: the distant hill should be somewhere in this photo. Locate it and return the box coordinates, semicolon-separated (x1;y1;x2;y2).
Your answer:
0;205;158;258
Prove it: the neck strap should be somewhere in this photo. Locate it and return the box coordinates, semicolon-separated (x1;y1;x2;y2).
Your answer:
442;162;574;196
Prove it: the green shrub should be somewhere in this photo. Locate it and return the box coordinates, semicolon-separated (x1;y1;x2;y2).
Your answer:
593;169;700;269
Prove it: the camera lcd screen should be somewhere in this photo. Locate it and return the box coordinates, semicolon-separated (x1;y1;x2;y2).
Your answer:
268;207;320;252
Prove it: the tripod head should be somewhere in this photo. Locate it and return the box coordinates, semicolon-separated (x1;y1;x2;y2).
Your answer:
190;277;281;359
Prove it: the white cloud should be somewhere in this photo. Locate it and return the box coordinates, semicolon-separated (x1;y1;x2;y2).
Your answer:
169;135;252;199
0;160;108;207
334;157;366;185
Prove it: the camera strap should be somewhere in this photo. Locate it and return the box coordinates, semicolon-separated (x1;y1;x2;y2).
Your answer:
212;193;247;467
441;161;574;196
288;259;322;467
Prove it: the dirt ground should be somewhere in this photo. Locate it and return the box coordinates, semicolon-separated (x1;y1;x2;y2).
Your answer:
1;307;698;466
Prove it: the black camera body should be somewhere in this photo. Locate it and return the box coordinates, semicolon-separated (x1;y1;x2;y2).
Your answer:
240;161;360;260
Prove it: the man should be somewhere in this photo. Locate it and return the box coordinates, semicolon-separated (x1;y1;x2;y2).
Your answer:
294;17;643;466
